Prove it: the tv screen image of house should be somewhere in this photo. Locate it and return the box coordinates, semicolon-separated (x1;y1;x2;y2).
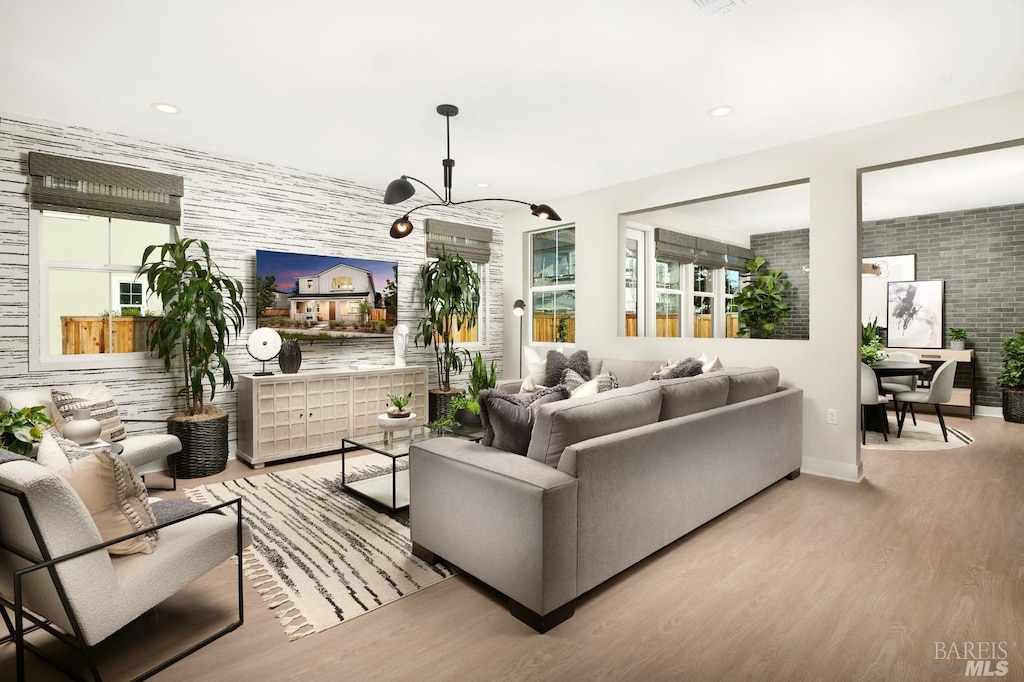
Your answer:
255;249;398;339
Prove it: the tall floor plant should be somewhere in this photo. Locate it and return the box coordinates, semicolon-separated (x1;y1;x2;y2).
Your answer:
415;247;481;393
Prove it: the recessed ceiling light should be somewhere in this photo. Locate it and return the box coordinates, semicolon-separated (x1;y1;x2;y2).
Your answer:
152;102;180;114
476;182;490;188
708;105;735;118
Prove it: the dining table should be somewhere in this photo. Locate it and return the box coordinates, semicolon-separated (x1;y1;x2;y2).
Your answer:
866;360;932;433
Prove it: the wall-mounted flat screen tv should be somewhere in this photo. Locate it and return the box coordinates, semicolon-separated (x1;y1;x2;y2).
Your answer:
255;249;398;339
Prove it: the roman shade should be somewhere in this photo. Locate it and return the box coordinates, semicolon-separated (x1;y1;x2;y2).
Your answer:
654;228;753;269
28;152;184;225
425;218;492;263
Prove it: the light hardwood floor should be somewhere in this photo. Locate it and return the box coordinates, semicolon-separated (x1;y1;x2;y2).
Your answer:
2;413;1022;681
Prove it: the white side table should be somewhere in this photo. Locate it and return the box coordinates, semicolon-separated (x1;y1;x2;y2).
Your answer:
377;413;417;446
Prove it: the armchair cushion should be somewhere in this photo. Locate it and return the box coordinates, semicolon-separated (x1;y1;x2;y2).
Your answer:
50;383;127;442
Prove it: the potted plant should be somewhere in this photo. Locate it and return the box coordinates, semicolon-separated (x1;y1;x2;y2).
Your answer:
734;256;792;339
415;247;481;420
0;406;53;457
949;328;968;351
453;353;498;427
996;330;1024;424
861;317;888;365
139;230;246;477
386;392;413;419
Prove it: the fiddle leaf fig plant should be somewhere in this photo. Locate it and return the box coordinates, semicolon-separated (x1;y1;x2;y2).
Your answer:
734;256;793;339
139;229;246;416
415;247;481;392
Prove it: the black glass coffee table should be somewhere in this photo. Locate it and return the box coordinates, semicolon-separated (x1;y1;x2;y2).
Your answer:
341;425;484;511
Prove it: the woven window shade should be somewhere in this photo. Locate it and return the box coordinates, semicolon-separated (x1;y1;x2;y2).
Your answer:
425;218;493;263
28;152;184;224
654;228;752;269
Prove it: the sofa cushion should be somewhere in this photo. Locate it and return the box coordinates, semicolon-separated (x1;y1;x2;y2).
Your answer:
722;367;781;404
650;358;704;380
50;383;127;443
563;368;619;395
527;382;664;468
658;374;731;421
597;358;666;387
545;349;591;388
479;386;570;456
63;447;158;555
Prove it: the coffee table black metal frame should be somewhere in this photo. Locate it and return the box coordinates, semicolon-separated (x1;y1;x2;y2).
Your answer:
341;425;484;511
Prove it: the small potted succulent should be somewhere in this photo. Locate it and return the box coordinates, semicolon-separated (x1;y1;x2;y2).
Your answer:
386;392;413;419
949;328;968;351
0;405;53;457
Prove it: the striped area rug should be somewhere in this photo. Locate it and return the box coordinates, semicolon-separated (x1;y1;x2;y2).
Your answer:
863;417;974;451
184;455;455;640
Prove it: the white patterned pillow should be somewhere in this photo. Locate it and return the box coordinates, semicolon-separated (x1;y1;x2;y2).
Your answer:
563;368;619;397
51;383;127;442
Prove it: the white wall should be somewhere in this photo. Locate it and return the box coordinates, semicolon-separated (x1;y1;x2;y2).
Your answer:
503;90;1024;482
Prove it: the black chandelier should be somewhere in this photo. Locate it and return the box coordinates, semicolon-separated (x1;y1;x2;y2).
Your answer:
384;104;561;239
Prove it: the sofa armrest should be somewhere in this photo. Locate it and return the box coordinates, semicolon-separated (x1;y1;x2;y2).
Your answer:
494;378;523;394
410;437;578;617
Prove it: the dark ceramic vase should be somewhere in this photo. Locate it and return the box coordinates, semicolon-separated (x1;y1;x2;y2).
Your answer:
278;339;302;374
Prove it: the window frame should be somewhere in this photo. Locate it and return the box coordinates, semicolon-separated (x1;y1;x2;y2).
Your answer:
452;260;489;351
528;224;576;346
28;209;171;371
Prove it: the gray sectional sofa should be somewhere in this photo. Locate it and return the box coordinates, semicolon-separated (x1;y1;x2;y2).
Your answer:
409;359;803;632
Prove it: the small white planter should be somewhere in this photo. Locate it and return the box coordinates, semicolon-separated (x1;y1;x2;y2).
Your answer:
951;340;966;351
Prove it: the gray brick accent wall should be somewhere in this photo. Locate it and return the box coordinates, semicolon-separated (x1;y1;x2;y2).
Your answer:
749;228;810;340
862;203;1024;408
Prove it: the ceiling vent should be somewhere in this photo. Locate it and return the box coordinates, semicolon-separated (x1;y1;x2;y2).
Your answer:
691;0;747;16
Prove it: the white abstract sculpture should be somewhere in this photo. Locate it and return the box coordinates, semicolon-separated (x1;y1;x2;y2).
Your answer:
393;323;409;367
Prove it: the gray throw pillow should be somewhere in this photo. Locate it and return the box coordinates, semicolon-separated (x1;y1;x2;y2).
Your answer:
151;498;222;525
562;368;619;395
651;358;704;380
478;385;569;456
545;349;590;388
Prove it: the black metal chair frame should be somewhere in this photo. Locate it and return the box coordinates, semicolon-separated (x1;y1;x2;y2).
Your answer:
0;484;244;681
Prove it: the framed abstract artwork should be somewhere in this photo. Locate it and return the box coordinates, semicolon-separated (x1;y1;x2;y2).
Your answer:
861;254;915;326
886;279;944;349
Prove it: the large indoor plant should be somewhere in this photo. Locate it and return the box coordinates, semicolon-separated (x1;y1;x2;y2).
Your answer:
139;230;246;477
734;256;792;339
415;247;481;420
996;330;1024;423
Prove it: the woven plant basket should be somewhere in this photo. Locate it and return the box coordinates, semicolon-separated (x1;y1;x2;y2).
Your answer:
428;390;462;423
167;410;229;478
1003;388;1024;424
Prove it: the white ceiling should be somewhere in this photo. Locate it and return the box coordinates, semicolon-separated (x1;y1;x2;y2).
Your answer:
1;1;1023;211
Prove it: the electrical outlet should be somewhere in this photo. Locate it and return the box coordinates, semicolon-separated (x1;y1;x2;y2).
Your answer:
826;408;838;425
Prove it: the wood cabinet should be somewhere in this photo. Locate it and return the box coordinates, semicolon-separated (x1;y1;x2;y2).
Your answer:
895;348;975;418
236;366;427;468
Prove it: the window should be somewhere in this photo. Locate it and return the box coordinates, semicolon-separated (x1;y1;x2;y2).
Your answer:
530;226;575;344
623;228;646;337
331;276;353;291
31;211;172;367
453;261;487;346
655;254;683;337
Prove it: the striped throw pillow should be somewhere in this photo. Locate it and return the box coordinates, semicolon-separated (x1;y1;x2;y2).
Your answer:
50;383;127;442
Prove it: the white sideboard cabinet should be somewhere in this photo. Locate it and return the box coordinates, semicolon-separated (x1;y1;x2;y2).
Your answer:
236;366;427;468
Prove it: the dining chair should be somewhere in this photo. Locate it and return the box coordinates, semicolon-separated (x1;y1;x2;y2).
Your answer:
860;362;889;445
880;351;920;426
894;359;958;442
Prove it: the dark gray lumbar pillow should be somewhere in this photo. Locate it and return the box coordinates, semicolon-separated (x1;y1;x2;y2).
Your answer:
544;349;590;388
479;385;569;456
650;358;704;380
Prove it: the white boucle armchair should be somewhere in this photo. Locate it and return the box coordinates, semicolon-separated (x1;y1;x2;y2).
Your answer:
0;455;251;681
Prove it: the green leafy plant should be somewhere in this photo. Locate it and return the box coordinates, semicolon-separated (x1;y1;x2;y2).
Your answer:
415;247;481;392
139;229;246;416
387;392;412;412
860;317;888;365
448;393;480;417
949;328;967;341
734;256;793;339
0;406;53;457
996;331;1024;389
467;353;498;405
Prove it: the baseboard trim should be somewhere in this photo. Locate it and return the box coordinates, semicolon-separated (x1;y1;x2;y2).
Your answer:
801;456;863;482
974;406;1002;419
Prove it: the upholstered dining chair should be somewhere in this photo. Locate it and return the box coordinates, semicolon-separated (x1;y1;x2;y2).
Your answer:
860;362;889;445
894;359;958;442
880;351;921;426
